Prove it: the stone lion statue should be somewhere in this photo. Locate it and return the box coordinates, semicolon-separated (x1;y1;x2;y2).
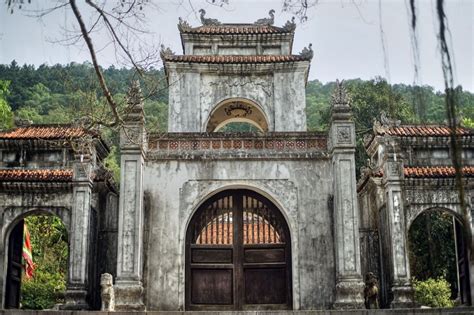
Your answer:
100;273;115;311
364;272;379;309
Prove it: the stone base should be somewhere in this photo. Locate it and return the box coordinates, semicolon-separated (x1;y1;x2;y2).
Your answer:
333;279;365;309
61;288;89;310
114;281;145;311
391;284;415;308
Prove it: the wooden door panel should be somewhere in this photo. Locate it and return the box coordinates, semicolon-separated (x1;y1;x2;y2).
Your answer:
244;268;287;304
186;190;291;310
455;220;471;305
5;221;24;309
244;247;285;263
192;248;233;263
191;269;233;305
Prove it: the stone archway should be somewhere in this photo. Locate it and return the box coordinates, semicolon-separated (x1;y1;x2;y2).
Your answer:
205;98;269;132
408;208;471;305
185;189;292;310
3;209;69;309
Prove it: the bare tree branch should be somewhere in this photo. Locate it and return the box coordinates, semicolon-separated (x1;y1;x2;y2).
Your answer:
69;0;121;127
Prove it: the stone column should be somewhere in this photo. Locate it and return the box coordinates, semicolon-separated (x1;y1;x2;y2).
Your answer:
329;81;364;309
383;154;414;307
64;152;94;310
114;81;147;311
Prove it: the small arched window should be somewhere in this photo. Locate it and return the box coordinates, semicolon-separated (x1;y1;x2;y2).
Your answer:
206;98;269;133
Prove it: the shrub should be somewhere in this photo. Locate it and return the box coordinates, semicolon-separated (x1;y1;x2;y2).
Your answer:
21;269;66;309
21;270;66;310
413;277;454;308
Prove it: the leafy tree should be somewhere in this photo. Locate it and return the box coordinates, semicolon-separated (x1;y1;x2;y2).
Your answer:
0;80;14;130
409;211;458;299
21;215;68;309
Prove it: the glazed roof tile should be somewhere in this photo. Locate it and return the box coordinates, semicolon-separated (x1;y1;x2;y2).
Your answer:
181;24;292;35
403;166;474;178
0;169;73;182
0;125;87;140
380;125;472;137
163;54;310;64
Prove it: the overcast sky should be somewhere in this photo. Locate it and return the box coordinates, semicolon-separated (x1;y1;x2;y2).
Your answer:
0;0;472;92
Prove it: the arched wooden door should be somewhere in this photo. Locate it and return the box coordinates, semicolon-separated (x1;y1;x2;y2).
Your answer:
5;220;24;309
186;190;292;310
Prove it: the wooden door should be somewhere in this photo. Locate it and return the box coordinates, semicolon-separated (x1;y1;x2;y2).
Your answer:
186;190;292;310
5;220;24;309
455;219;471;305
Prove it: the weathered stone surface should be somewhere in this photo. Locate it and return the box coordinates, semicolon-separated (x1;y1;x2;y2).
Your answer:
100;273;115;311
166;64;309;133
143;157;334;310
115;82;147;310
357;112;474;307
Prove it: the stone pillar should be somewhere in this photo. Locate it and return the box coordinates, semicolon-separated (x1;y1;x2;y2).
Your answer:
383;154;414;308
114;81;146;311
329;81;364;309
64;152;94;310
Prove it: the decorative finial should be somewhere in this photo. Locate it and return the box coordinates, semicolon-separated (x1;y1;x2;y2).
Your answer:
178;17;192;32
299;43;313;60
160;44;175;59
331;79;350;107
378;111;401;128
199;8;221;26
254;9;275;26
126;80;143;107
282;17;296;31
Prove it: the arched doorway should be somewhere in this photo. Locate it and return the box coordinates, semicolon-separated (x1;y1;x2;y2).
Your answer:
4;214;68;309
185;189;292;310
205;98;269;133
408;209;471;305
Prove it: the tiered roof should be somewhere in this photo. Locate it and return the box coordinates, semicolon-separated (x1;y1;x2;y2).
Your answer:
0;169;73;182
179;23;294;35
162;54;311;64
404;166;474;178
376;125;471;137
0;125;89;139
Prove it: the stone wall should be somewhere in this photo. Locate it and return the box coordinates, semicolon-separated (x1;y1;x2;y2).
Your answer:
166;63;309;133
142;157;334;310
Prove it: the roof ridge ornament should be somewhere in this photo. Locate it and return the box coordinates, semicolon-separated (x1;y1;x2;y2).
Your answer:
199;9;221;26
372;111;400;135
178;17;192;32
299;43;313;60
282;16;296;31
254;9;275;26
380;111;400;127
160;44;175;59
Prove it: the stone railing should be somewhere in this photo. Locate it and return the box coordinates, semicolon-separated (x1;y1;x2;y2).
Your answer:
147;132;328;160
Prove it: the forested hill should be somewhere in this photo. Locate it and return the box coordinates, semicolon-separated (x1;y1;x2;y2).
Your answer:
1;60;473;176
1;61;473;133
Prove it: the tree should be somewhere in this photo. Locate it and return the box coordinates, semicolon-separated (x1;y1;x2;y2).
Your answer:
6;0;159;129
21;215;68;309
0;80;14;130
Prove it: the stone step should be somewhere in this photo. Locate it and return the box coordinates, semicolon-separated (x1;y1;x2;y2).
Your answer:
2;308;474;315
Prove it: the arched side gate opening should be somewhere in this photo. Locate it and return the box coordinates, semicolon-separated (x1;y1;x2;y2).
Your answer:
4;214;69;309
185;189;292;310
408;208;471;305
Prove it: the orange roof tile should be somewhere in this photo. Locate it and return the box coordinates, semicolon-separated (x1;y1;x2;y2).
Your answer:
181;24;292;35
0;169;73;182
0;125;87;140
379;125;472;137
404;166;474;178
163;54;310;64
